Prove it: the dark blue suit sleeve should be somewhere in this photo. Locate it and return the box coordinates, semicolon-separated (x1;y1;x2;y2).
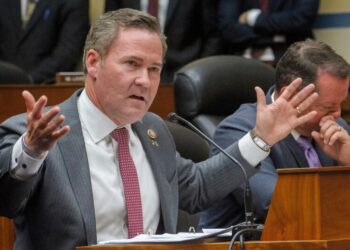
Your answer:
199;103;278;227
218;0;259;45
255;0;319;35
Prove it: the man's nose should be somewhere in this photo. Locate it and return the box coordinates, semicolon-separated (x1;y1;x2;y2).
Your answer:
135;68;151;87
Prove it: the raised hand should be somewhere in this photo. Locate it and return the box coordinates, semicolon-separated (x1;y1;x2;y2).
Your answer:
254;78;318;146
312;115;350;165
22;90;70;154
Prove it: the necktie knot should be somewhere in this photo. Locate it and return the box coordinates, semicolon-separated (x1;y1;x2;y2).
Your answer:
111;127;128;144
297;136;313;150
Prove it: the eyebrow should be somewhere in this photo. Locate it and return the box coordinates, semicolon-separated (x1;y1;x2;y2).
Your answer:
125;56;163;67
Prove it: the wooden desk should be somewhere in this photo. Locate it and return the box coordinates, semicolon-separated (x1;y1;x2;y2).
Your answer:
0;217;14;250
77;239;350;250
0;84;174;122
262;167;350;241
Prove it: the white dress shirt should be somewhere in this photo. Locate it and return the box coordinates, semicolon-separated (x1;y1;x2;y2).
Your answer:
78;90;160;242
243;9;286;62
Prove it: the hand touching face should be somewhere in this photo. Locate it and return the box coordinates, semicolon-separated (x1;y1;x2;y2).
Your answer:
254;78;318;146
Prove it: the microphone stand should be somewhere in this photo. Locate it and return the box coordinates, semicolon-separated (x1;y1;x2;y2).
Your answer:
168;113;263;248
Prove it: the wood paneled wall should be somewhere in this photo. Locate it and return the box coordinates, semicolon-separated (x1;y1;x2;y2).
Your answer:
0;84;174;123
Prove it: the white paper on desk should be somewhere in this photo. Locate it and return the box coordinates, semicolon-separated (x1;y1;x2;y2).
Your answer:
202;228;232;237
98;226;233;245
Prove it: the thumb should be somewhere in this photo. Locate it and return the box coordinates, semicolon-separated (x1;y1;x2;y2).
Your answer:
22;90;36;113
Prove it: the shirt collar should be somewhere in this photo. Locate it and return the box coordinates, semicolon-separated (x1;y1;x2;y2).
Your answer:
78;89;132;143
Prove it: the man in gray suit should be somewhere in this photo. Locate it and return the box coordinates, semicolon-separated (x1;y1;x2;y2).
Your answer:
199;39;350;229
0;9;319;250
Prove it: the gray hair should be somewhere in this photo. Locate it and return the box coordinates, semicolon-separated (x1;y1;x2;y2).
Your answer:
83;8;167;72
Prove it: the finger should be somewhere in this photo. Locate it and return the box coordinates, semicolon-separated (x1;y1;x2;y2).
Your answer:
312;131;324;146
319;115;335;127
37;106;61;130
294;110;318;127
319;119;336;136
327;131;341;146
293;92;318;115
279;78;303;100
51;125;70;140
323;124;342;145
290;84;316;108
32;95;48;120
22;90;36;114
255;86;267;110
42;114;66;136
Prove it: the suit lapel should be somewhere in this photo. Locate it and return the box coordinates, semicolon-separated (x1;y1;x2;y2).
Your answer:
57;91;97;244
132;120;174;231
281;135;309;167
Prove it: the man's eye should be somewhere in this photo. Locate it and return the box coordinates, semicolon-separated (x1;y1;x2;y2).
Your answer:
126;60;137;66
149;67;161;73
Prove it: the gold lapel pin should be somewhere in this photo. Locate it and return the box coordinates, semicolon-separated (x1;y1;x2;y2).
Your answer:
147;129;159;146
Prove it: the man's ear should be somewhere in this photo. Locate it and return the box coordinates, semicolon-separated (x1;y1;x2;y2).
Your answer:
85;49;101;78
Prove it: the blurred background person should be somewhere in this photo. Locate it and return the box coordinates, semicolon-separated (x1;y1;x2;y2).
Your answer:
218;0;319;66
0;0;89;84
105;0;223;83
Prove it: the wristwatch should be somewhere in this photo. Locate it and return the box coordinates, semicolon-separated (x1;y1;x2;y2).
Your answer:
250;129;271;152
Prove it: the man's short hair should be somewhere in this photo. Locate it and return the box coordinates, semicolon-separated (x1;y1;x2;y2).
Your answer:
82;8;167;72
275;39;350;92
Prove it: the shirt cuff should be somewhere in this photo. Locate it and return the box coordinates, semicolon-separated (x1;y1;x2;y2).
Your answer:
11;135;47;180
238;132;270;167
247;9;261;26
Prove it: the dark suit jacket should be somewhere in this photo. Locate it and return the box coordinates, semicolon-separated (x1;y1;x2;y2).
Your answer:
218;0;319;61
0;89;257;250
199;86;350;229
105;0;223;83
0;0;89;83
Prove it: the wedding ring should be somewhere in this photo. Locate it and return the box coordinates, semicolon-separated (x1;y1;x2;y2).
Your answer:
296;106;301;114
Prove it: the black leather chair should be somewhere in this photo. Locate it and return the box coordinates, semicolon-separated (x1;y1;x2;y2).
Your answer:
173;55;276;138
165;120;209;163
0;60;31;84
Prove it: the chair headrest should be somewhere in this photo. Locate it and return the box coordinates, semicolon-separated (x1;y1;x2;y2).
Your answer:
173;55;276;120
0;61;31;84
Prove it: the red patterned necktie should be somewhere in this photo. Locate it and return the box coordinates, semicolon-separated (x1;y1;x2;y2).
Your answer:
148;0;159;17
111;128;144;238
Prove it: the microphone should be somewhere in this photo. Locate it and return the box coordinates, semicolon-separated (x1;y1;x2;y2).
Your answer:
168;113;262;240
